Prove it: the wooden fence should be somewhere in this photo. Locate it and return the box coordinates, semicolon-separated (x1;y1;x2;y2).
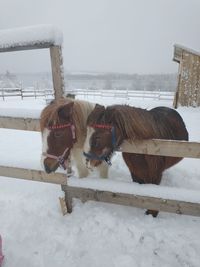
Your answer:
66;89;174;100
0;25;65;100
0;115;200;217
0;87;174;101
0;87;54;100
1;165;200;216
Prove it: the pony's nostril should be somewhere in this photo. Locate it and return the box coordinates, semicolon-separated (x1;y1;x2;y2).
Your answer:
44;164;52;174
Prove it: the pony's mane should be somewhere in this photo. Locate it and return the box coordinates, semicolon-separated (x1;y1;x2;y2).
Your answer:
103;105;175;141
40;98;94;140
109;105;177;140
108;105;155;140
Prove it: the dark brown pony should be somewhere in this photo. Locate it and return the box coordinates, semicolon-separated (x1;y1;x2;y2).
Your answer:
83;104;188;216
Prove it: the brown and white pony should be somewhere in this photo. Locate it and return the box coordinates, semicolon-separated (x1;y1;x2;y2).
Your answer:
40;98;108;178
83;104;189;216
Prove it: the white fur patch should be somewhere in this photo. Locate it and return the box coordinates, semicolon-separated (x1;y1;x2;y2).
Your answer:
83;126;95;154
41;128;50;167
83;127;95;170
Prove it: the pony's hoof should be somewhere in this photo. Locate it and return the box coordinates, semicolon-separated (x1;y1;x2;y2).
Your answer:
145;209;159;218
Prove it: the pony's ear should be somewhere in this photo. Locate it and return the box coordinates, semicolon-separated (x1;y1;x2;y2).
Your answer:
95;104;104;109
87;104;105;125
94;104;106;113
58;102;74;120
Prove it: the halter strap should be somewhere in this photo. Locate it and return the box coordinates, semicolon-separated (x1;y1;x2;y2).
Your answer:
90;124;112;130
83;151;112;166
83;123;117;165
90;124;117;148
43;147;69;170
43;123;76;170
48;123;71;130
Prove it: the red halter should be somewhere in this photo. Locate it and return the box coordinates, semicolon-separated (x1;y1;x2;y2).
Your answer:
90;124;112;130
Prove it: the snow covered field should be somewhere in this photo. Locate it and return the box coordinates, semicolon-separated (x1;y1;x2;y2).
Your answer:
0;96;200;267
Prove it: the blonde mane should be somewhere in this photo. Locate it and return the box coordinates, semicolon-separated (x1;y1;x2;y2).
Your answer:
40;98;94;144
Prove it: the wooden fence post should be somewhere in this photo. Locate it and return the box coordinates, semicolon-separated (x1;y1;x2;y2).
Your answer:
50;46;65;100
61;185;73;213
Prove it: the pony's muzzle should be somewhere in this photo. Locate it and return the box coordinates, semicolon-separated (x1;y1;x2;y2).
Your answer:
43;158;59;173
90;159;102;167
44;163;53;174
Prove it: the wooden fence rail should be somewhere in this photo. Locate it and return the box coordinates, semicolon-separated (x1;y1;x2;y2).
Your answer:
61;182;200;216
1;116;200;159
0;165;67;185
1;164;200;217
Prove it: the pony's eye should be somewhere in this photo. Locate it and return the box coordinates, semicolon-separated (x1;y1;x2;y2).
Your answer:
54;131;64;138
91;136;100;148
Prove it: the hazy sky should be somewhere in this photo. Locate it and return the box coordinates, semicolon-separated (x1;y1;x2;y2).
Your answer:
0;0;200;74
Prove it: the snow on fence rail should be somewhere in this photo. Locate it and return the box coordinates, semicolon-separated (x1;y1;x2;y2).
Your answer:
61;177;200;216
1;164;200;216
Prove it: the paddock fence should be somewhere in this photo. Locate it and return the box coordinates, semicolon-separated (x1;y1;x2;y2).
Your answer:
0;87;174;101
1;115;200;217
0;87;54;100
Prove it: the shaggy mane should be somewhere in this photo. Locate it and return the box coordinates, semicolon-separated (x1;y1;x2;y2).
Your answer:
109;105;155;140
96;105;182;141
40;98;94;141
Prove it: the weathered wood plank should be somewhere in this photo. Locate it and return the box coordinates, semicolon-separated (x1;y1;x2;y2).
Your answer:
50;46;65;99
0;116;40;131
173;44;200;107
0;117;200;159
62;185;200;217
0;42;55;53
173;45;183;63
0;165;67;185
59;197;68;215
120;139;200;158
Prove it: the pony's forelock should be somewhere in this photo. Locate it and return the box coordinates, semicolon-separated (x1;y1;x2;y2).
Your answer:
40;98;94;144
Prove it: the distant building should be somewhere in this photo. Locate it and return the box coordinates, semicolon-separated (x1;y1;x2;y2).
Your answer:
173;45;200;108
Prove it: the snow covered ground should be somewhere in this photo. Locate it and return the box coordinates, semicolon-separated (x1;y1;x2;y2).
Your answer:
0;96;200;267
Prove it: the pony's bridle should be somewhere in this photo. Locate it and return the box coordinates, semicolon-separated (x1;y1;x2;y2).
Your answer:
83;124;117;166
42;123;76;170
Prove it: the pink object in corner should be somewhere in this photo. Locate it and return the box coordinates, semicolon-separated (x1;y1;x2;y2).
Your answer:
0;235;4;266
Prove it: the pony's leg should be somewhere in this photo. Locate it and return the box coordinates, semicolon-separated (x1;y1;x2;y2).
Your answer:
122;153;163;217
131;173;145;184
122;153;148;183
97;162;109;178
71;148;89;178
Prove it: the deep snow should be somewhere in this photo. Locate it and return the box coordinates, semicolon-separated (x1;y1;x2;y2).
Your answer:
0;96;200;267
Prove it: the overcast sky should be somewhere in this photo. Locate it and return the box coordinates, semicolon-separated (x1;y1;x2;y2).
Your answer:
0;0;200;74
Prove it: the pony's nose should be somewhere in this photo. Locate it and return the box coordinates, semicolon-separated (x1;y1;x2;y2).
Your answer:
44;163;53;174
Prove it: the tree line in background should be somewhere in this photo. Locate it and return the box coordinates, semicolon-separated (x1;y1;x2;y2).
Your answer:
0;71;177;92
